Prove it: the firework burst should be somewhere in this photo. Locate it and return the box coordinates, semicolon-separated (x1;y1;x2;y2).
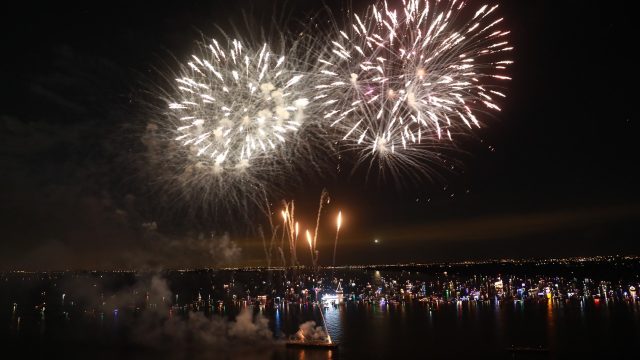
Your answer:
315;0;512;179
170;37;312;175
143;24;332;220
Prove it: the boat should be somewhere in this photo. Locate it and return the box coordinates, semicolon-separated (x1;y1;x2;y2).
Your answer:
286;294;339;350
285;340;339;349
507;345;549;353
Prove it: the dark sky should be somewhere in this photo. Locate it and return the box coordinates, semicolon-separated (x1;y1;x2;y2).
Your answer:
1;1;638;270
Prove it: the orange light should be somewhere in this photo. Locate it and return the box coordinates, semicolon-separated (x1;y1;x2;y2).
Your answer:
305;230;312;248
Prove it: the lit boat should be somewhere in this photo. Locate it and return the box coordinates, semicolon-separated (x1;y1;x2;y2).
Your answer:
285;340;339;349
287;298;339;350
507;345;549;353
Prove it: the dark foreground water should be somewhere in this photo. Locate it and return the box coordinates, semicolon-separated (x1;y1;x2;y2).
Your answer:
4;299;640;359
2;267;640;359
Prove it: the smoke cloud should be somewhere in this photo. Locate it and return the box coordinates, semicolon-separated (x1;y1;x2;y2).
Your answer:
132;276;272;350
119;228;243;270
295;320;328;341
58;273;274;355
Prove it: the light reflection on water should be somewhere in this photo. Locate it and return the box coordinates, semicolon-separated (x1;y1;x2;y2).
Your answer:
322;306;343;343
5;300;640;359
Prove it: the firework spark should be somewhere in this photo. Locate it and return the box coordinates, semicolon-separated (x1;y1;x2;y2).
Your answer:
316;0;512;178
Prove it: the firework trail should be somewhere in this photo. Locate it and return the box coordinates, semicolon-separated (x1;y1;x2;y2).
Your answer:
258;192;281;267
279;202;298;267
305;189;330;268
305;229;317;268
315;0;512;180
313;189;330;254
276;190;331;268
282;200;300;267
280;209;288;265
332;210;342;267
260;198;300;268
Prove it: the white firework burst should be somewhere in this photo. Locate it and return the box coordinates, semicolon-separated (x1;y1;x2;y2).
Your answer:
169;38;310;175
143;28;332;221
316;0;512;178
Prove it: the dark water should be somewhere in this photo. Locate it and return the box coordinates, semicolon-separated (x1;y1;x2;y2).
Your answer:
4;299;640;359
274;299;640;359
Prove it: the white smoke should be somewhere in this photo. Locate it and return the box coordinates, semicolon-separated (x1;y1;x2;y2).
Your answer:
294;320;328;341
132;276;273;350
132;226;243;269
208;233;242;266
228;307;272;340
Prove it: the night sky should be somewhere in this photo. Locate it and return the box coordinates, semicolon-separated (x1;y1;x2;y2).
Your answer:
1;1;638;270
